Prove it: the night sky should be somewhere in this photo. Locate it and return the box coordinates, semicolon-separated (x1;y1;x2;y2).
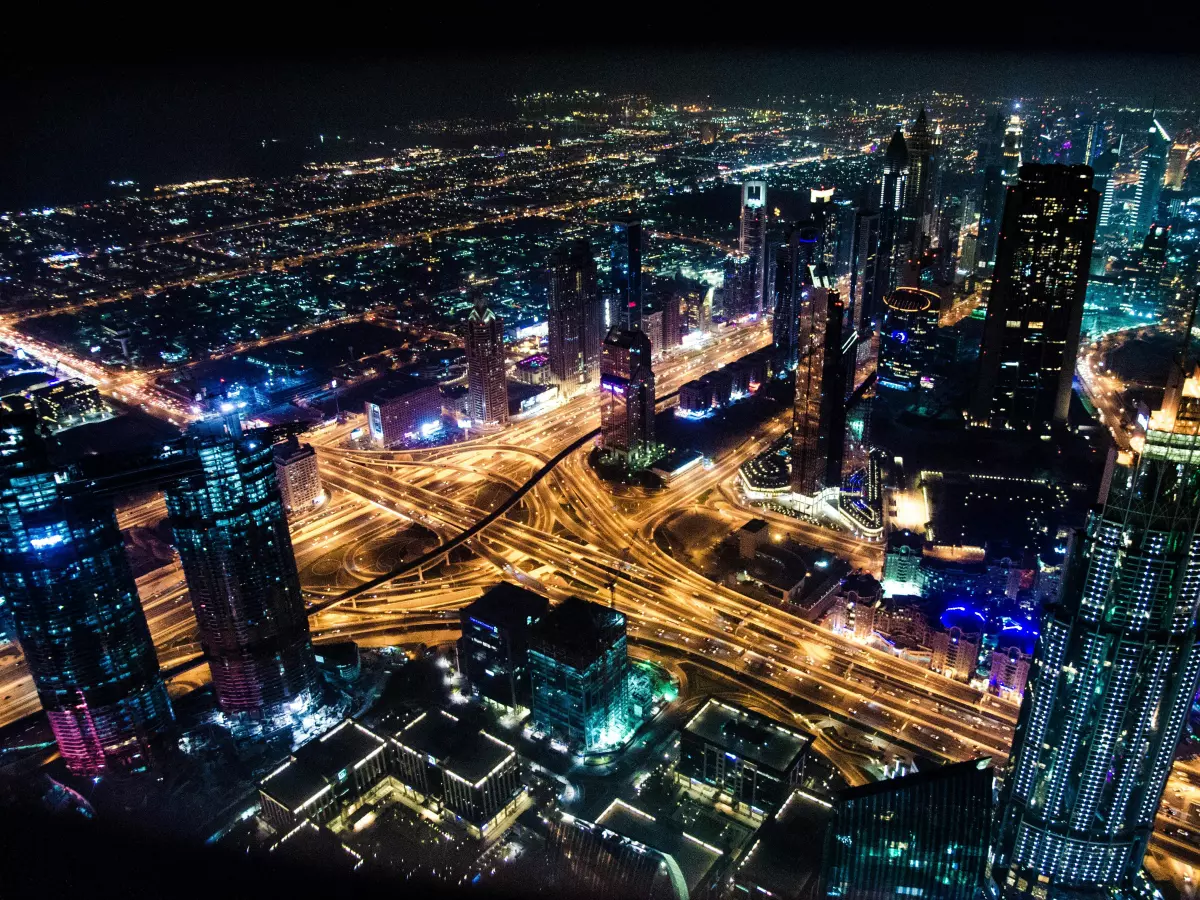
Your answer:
4;47;1198;211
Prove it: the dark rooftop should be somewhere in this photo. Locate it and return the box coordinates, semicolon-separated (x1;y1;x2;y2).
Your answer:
259;720;388;813
684;699;811;773
461;582;550;631
529;596;626;670
394;708;515;784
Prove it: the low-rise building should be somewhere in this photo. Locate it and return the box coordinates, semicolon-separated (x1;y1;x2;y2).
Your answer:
273;434;323;515
364;378;442;448
678;698;811;818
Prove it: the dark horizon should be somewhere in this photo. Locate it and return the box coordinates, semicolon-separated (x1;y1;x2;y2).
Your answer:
4;49;1200;211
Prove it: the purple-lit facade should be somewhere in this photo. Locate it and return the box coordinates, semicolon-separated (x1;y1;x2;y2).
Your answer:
166;416;320;719
0;416;174;773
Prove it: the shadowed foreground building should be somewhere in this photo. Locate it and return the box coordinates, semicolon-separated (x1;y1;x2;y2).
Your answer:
992;367;1200;897
547;239;603;393
457;582;549;711
822;757;995;900
0;416;174;774
166;416;320;720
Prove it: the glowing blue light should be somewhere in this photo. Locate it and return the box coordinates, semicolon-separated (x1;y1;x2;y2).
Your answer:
891;330;909;344
30;534;65;550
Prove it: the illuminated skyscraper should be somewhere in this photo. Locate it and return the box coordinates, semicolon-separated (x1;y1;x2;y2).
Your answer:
1132;119;1170;236
1093;148;1120;234
547;239;603;392
740;181;768;316
600;327;657;469
466;295;509;427
971;164;1099;434
879;127;910;292
1165;140;1190;190
0;416;174;773
1001;113;1024;179
849;206;882;330
993;369;1200;896
166;416;320;719
773;223;823;370
791;280;850;496
611;214;644;331
528;596;630;753
904;108;938;248
877;287;941;394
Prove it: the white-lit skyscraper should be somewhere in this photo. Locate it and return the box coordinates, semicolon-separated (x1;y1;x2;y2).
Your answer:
993;368;1200;896
740;181;768;316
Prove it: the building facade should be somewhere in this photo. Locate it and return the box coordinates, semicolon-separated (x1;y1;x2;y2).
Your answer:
166;416;321;719
993;369;1200;895
740;180;768;317
877;287;941;394
528;596;631;753
823;758;995;900
273;434;322;515
547;239;603;392
465;295;509;427
972;164;1098;434
0;416;174;774
364;379;443;448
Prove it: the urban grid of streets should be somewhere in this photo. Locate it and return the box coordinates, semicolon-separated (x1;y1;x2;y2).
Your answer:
1;125;1199;883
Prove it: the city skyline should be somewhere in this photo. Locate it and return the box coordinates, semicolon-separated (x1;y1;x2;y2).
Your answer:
2;62;1200;900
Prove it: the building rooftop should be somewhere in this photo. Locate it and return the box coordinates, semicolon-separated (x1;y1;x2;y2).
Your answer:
836;757;994;803
741;518;770;535
683;699;811;774
368;376;439;404
393;709;514;785
269;820;362;872
461;582;549;632
259;720;388;813
529;596;626;670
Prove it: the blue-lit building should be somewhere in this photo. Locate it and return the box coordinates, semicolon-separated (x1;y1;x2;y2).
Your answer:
823;758;995;900
457;583;548;711
166;415;320;720
0;415;174;774
611;214;644;331
877;287;940;393
528;596;631;753
993;369;1200;896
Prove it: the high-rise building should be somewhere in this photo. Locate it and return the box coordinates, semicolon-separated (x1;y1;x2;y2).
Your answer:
166;416;320;719
611;214;644;331
905;108;938;248
465;295;509;427
600;327;657;469
458;583;549;711
1093;148;1121;234
877;287;941;394
1165;140;1190;190
977;164;1008;270
1132;119;1170;236
879;127;910;292
364;378;443;448
792;283;850;496
849;206;882;330
547;239;603;392
988;645;1030;697
823;758;995;900
1002;114;1024;179
0;416;174;774
993;368;1200;896
273;434;322;515
528;596;631;753
722;253;758;322
773;223;823;371
740;181;768;316
971;164;1099;434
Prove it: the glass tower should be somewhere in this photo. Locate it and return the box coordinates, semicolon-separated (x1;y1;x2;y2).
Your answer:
547;239;603;392
465;294;509;427
0;416;174;774
823;758;995;900
611;214;644;331
166;416;320;720
528;596;630;753
971;164;1098;434
993;369;1200;896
